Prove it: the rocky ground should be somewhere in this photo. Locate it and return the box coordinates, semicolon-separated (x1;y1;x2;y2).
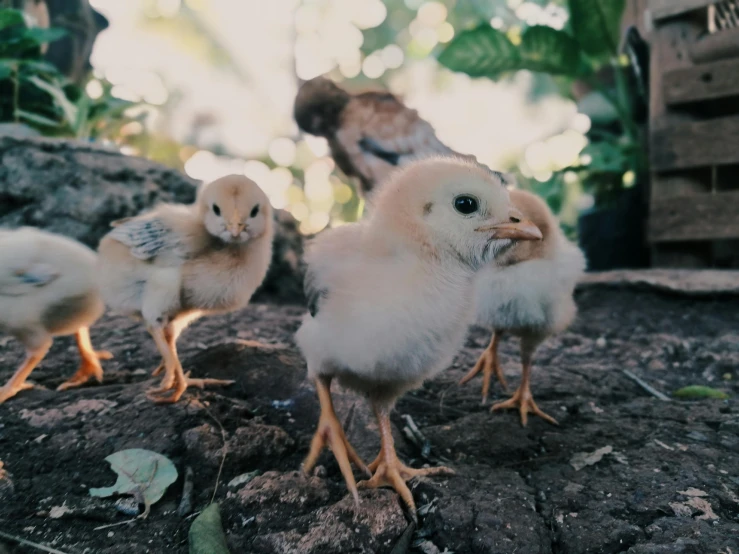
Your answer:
1;284;738;554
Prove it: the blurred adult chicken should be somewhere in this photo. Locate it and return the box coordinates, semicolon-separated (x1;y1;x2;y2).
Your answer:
460;189;586;425
0;227;111;403
98;174;273;403
296;157;543;518
294;76;474;197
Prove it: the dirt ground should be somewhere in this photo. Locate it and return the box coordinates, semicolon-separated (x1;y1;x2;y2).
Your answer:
1;285;738;554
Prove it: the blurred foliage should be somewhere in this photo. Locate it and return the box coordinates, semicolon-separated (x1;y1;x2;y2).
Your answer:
439;0;645;212
0;7;144;142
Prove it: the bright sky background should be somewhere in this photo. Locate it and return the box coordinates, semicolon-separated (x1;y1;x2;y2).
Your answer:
88;0;587;234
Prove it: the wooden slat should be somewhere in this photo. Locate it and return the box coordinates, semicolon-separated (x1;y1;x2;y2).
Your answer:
649;191;739;241
664;58;739;104
649;0;716;20
689;28;739;63
651;115;739;170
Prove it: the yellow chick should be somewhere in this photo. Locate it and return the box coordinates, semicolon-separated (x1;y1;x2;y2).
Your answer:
460;189;586;425
0;227;111;403
296;158;542;518
97;174;274;403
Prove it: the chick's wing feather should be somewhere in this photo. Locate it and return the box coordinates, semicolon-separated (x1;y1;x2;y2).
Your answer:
107;216;187;262
0;262;59;297
303;224;365;318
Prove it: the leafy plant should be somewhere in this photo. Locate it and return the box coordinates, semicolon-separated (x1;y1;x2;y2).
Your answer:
439;0;644;209
0;7;142;140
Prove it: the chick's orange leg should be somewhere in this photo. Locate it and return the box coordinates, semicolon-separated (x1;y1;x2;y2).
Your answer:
459;330;506;403
0;338;52;403
491;336;557;426
358;402;454;521
147;325;233;404
58;327;111;391
303;376;370;505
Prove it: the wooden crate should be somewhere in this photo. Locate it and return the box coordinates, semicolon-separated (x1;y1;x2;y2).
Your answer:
648;0;739;268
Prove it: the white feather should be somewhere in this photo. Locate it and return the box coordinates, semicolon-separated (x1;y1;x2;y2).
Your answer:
474;233;586;334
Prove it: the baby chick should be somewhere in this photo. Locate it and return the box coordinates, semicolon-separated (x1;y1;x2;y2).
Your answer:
0;227;111;403
460;189;586;425
296;157;542;517
294;77;474;197
98;174;273;403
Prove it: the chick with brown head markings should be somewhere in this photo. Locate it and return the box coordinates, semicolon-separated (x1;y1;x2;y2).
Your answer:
460;189;586;426
296;157;542;519
294;77;475;199
98;174;274;403
0;227;111;403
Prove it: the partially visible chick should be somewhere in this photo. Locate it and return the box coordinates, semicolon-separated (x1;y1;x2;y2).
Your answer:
0;227;111;403
294;77;474;197
460;189;586;425
98;174;273;403
296;157;542;518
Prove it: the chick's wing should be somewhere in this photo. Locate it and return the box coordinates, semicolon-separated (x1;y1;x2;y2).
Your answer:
107;216;187;262
303;224;365;318
0;261;59;297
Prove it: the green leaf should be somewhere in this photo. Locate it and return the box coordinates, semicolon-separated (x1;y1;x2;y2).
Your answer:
581;141;626;173
89;449;178;518
438;25;520;78
189;504;230;554
577;90;619;125
23;27;67;45
19;60;59;74
16;109;61;128
438;24;584;78
568;0;626;59
0;9;24;30
25;75;78;124
0;60;14;79
518;26;583;76
673;386;729;400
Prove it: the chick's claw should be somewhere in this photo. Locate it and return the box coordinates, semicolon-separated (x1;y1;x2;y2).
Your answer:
492;385;558;427
303;410;370;505
0;382;35;403
147;371;234;404
358;458;454;520
57;352;110;391
459;349;507;404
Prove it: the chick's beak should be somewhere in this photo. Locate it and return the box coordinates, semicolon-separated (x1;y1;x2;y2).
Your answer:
475;211;543;241
228;218;245;238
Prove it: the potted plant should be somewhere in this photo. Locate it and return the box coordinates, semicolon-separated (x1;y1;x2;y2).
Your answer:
438;0;649;270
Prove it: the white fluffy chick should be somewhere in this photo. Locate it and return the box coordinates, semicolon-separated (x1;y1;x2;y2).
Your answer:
98;174;273;403
0;227;111;403
460;189;586;425
296;157;543;517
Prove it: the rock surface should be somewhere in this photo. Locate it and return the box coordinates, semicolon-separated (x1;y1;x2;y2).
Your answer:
0;136;304;302
0;288;738;553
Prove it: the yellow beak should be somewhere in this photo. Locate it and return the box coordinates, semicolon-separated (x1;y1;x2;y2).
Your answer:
475;213;543;241
228;221;245;237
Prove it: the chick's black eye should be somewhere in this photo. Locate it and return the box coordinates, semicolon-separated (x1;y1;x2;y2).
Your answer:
250;204;260;218
454;195;478;215
212;204;221;216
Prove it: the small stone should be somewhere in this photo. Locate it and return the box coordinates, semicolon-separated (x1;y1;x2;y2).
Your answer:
648;359;666;371
596;337;607;348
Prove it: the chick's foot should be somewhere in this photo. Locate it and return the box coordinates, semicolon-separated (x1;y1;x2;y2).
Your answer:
360;453;454;520
459;348;507;404
491;384;558;426
148;370;234;404
0;382;35;403
57;351;111;391
303;378;370;504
